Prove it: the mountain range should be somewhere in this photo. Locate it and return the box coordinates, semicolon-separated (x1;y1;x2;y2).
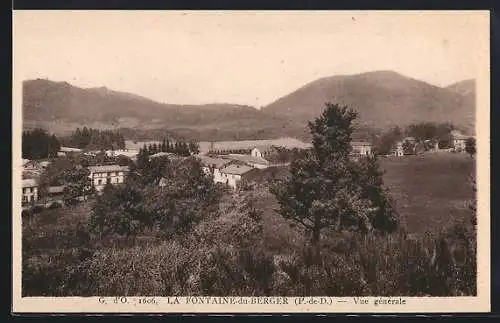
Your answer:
22;71;475;141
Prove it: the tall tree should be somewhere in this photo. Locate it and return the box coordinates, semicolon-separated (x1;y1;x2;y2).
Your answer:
270;103;398;256
189;140;200;155
161;139;166;153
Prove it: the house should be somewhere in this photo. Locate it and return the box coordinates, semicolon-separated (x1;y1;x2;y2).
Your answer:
226;154;270;169
251;145;277;158
392;141;404;157
218;164;258;189
21;178;38;205
350;141;373;157
23;160;40;171
451;130;471;152
87;165;130;192
197;155;235;183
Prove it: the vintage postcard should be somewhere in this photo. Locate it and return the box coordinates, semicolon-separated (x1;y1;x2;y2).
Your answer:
12;10;490;313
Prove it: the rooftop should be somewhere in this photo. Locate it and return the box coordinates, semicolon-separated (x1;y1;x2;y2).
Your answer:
48;186;65;194
220;164;255;175
351;141;372;146
22;178;38;188
88;165;130;173
196;155;233;168
199;137;312;153
149;152;176;158
60;146;82;152
226;154;269;165
253;145;277;153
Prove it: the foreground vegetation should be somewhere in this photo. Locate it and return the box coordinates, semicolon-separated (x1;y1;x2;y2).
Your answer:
22;104;477;297
22;185;476;296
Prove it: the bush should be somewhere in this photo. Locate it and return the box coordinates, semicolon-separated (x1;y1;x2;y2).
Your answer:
48;201;63;209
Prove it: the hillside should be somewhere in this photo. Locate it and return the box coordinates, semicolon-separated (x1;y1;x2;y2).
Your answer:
23;72;476;141
22;79;300;140
262;71;475;133
446;79;475;97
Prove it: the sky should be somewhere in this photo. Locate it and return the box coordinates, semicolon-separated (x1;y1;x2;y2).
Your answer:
13;10;489;107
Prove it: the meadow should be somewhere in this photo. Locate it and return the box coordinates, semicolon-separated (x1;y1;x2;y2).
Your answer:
21;151;477;297
379;152;475;234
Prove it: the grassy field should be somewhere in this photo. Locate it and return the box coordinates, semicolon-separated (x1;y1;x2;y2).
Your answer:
248;151;476;243
379;152;475;234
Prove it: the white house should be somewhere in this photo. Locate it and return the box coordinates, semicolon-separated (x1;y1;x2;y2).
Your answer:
451;130;471;152
197;155;235;183
219;164;257;189
87;165;130;192
351;141;373;156
22;178;38;204
251;145;277;158
392;141;405;157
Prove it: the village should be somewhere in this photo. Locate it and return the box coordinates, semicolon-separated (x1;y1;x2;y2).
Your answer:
21;129;474;212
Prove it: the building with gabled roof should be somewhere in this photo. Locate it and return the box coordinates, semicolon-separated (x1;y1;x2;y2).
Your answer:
196;155;235;183
218;164;258;189
350;141;373;157
22;178;39;205
87;165;130;192
251;145;277;158
451;130;473;152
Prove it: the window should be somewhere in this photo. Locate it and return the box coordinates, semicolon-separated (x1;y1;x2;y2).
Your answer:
106;178;111;184
30;195;35;202
23;196;28;203
98;179;102;185
107;172;111;177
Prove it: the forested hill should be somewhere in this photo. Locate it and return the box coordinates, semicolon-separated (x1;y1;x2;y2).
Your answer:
262;71;475;134
23;72;476;141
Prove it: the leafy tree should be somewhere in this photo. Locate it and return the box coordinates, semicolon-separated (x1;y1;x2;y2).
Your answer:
189;141;200;155
465;137;476;157
352;155;399;233
161;139;167;153
142;156;222;237
438;135;453;149
402;140;414;155
62;168;95;205
37;157;74;199
89;183;148;244
376;126;403;156
22;129;60;160
270;103;398;256
136;148;150;171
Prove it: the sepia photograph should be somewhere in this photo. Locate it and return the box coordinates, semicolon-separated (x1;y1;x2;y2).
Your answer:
12;10;490;313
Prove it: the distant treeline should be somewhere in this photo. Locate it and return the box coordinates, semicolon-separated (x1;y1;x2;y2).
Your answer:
135;139;200;167
60;127;126;151
22;128;61;160
375;122;458;155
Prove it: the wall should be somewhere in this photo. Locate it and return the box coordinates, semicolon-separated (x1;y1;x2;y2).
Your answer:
90;171;125;192
22;186;38;203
